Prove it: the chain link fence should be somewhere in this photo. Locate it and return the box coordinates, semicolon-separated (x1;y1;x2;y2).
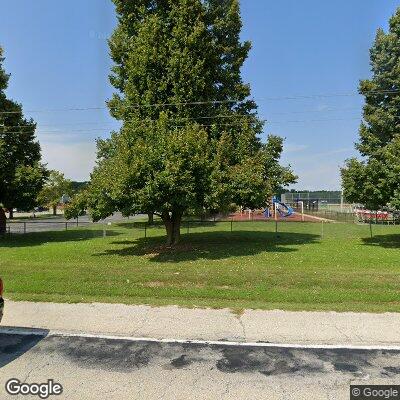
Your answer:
3;214;400;243
5;220;91;234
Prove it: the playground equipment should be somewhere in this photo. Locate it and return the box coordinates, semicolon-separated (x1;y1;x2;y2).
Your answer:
264;197;294;219
355;208;400;224
263;208;272;218
274;198;294;218
356;209;389;222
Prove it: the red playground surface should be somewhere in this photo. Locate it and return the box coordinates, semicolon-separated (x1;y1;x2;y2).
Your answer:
229;211;323;222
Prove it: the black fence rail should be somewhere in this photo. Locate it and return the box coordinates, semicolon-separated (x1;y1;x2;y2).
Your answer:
5;220;92;234
4;211;399;238
138;218;304;240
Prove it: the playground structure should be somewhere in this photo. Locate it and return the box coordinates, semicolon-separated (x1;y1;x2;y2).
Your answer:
280;192;400;224
266;197;295;219
225;191;400;225
229;196;324;222
355;208;400;224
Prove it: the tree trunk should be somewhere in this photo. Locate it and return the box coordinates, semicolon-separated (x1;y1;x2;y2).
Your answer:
53;205;57;216
172;216;181;244
8;208;14;219
165;219;173;245
162;211;182;246
147;213;154;225
0;208;7;235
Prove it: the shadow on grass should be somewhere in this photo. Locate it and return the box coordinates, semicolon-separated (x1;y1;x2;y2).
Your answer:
116;220;218;230
0;229;121;248
95;230;320;263
116;221;163;229
362;234;400;249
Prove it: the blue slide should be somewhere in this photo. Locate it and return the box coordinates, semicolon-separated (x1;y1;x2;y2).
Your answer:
273;197;294;218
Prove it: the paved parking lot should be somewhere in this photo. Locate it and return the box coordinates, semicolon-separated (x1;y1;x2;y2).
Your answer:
5;213;145;234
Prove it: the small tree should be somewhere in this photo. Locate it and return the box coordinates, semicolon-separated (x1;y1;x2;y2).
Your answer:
64;190;88;220
342;9;400;210
0;47;46;231
38;170;73;215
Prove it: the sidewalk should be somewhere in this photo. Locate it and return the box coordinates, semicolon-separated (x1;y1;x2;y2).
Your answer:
2;300;400;346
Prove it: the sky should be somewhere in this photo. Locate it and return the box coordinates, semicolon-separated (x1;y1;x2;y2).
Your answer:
0;0;399;189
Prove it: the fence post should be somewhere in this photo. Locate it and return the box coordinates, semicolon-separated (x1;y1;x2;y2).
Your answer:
65;222;68;231
230;220;233;233
76;216;79;227
369;219;373;239
24;222;26;234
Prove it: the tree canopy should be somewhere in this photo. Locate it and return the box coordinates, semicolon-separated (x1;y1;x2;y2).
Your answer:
38;170;73;215
74;0;296;244
0;46;47;231
342;9;400;210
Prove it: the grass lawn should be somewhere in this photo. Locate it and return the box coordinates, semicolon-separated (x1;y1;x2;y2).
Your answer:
1;220;400;312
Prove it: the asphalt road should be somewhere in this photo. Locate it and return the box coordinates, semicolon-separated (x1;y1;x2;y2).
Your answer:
1;333;400;400
6;213;145;234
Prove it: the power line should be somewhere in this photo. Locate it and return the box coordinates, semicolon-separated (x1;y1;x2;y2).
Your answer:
0;88;399;115
0;106;106;115
1;116;369;135
2;128;111;135
266;106;361;116
0;106;368;130
0;122;118;129
172;117;363;129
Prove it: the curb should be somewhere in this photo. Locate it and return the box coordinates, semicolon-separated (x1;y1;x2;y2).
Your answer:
2;326;400;351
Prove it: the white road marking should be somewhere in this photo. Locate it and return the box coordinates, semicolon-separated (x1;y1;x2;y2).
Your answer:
1;326;400;351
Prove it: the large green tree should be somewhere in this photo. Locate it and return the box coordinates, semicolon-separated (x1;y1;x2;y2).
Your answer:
342;9;400;210
0;47;47;232
78;0;296;245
